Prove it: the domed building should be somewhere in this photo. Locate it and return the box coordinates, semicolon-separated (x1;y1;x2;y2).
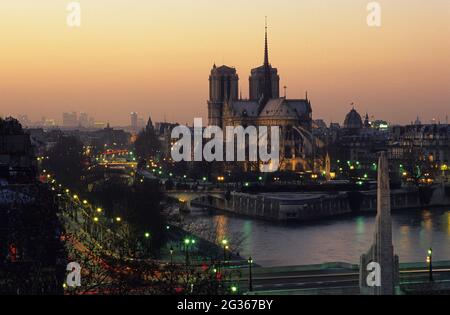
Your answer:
344;108;363;130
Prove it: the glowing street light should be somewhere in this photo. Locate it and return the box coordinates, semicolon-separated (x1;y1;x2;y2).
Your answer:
96;208;102;213
248;257;254;292
427;248;433;282
115;217;122;222
222;239;229;261
184;238;192;265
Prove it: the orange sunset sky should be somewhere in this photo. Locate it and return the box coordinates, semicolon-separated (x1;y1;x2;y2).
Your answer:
0;0;449;126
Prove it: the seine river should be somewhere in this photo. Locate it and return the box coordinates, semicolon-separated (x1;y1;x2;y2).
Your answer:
186;207;450;267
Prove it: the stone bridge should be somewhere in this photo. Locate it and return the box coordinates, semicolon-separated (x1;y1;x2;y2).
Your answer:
166;190;226;205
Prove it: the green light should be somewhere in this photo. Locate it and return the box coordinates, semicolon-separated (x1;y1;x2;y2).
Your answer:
145;232;150;238
191;239;196;244
258;176;263;181
184;238;190;245
202;177;207;181
428;248;432;256
222;239;228;245
244;182;249;187
166;225;170;230
230;285;238;293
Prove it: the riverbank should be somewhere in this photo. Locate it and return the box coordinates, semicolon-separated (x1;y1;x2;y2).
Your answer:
160;224;245;264
192;185;450;222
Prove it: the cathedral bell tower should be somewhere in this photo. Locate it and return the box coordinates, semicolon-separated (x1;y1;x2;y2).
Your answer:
249;20;280;104
207;64;239;127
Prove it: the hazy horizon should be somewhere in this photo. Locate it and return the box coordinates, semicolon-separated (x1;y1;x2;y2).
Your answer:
1;0;449;126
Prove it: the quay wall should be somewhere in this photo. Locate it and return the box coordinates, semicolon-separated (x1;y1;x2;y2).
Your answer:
192;185;450;222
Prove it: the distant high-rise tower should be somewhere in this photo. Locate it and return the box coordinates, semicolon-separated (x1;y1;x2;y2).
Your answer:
207;64;239;127
62;112;78;128
130;112;138;131
249;21;280;103
79;112;89;128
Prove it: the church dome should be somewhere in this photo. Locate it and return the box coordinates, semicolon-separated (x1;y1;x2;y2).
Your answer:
344;108;363;129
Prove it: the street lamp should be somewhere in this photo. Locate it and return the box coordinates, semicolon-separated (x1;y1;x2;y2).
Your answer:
144;232;151;256
222;239;228;261
248;257;253;292
115;217;122;223
427;248;433;282
184;238;191;265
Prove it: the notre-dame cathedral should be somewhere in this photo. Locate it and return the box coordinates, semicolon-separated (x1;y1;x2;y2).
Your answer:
207;25;314;171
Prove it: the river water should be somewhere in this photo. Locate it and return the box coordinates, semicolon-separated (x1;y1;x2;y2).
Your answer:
185;207;450;267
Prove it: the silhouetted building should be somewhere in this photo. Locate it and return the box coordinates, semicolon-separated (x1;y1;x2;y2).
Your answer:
0;117;36;182
206;23;313;171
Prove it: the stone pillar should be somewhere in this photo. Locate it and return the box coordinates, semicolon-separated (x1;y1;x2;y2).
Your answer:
359;152;399;295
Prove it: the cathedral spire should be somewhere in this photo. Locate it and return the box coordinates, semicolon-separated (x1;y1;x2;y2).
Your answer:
264;16;269;67
261;17;273;103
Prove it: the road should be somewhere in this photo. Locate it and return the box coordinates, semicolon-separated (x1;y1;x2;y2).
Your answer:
232;265;450;294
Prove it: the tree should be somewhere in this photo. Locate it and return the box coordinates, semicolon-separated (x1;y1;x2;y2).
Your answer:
0;184;67;295
126;178;166;257
43;135;86;191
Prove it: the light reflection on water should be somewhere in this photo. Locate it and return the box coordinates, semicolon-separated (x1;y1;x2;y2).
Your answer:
186;207;450;267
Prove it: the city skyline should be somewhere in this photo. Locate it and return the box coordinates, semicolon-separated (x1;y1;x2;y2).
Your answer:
1;0;449;126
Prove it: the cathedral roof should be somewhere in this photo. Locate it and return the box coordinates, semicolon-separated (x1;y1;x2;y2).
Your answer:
259;98;311;119
225;100;260;117
225;98;311;120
